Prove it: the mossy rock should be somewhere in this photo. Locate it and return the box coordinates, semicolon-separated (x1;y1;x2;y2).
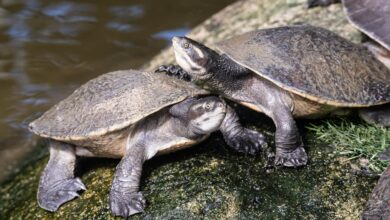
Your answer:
0;117;377;219
0;110;378;219
0;0;376;219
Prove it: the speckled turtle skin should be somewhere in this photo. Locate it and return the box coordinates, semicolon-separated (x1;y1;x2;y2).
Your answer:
216;25;390;106
29;69;266;218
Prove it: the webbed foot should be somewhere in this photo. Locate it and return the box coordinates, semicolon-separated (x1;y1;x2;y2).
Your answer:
226;128;266;155
110;191;146;217
274;146;307;167
155;64;192;81
38;177;86;212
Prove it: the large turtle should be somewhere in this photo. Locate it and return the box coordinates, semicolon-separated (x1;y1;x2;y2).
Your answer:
156;24;390;168
29;69;265;217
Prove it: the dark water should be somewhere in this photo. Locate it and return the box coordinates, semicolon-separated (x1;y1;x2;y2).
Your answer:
0;0;235;180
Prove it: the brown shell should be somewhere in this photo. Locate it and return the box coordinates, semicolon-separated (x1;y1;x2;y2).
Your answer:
216;25;390;106
343;0;390;51
29;69;208;141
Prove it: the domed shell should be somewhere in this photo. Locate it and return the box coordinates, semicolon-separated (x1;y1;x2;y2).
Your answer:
343;0;390;51
29;69;208;141
216;25;390;107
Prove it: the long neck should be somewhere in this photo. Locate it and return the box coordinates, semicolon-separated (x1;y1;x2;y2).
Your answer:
215;54;250;77
204;54;249;94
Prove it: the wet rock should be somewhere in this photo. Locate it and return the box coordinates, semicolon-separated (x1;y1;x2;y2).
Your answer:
0;0;374;219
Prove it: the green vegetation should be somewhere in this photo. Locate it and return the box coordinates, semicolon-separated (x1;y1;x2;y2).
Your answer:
308;119;390;174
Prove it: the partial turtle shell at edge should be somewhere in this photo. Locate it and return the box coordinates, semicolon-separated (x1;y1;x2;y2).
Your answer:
343;0;390;51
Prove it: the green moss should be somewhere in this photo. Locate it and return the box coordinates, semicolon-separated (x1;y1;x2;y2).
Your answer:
308;119;390;174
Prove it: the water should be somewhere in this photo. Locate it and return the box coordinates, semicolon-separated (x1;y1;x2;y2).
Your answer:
0;0;235;180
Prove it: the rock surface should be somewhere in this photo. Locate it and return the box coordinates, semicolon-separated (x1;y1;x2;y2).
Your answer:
0;0;376;219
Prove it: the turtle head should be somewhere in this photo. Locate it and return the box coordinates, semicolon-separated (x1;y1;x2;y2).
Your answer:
188;96;226;135
172;36;218;81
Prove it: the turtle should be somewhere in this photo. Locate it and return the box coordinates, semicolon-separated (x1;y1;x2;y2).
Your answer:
28;69;266;217
307;0;390;69
156;24;390;168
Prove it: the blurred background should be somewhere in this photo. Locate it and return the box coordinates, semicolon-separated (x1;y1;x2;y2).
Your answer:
0;0;235;181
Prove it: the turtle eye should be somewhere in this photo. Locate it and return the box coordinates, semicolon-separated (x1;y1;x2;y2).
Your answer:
183;42;190;49
205;103;211;109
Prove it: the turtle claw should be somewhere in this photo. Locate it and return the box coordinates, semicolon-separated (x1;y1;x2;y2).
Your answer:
274;146;308;167
110;191;146;217
155;64;192;81
227;128;266;155
38;177;86;212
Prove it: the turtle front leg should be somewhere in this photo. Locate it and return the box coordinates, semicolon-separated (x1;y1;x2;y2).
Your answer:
37;140;86;212
272;108;308;167
110;145;146;217
155;64;192;81
220;105;266;155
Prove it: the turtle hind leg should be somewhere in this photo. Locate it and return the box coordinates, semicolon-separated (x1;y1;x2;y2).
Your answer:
307;0;340;8
269;104;308;167
359;105;390;127
37;140;86;212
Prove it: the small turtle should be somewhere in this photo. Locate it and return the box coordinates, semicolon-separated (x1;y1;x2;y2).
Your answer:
156;24;390;168
29;69;265;217
307;0;390;68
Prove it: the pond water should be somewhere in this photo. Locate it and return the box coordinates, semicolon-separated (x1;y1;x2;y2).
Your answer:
0;0;235;181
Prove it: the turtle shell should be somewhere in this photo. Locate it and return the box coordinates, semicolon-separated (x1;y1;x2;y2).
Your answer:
216;25;390;107
29;69;208;141
343;0;390;51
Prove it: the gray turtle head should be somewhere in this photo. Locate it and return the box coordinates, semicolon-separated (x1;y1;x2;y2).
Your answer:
187;96;226;135
172;36;217;82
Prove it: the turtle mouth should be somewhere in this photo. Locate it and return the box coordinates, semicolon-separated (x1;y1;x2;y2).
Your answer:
172;39;187;58
172;37;182;53
172;36;181;45
173;47;194;73
193;111;226;134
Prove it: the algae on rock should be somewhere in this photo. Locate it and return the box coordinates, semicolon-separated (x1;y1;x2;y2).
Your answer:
0;0;377;219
